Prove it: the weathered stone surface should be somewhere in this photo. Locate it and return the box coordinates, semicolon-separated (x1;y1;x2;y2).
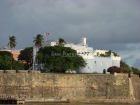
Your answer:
0;70;139;100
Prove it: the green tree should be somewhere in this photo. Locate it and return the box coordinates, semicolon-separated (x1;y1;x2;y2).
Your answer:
56;38;66;47
120;60;140;75
7;36;17;69
18;47;33;69
120;60;129;68
33;34;44;47
0;51;23;70
36;46;86;72
131;67;140;75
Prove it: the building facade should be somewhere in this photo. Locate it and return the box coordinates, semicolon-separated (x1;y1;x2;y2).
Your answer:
33;38;121;73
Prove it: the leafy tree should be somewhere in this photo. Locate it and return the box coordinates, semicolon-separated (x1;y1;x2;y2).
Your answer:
36;46;86;72
7;36;17;69
120;61;129;68
18;47;33;69
0;51;23;70
131;67;140;75
100;50;140;75
33;34;44;47
120;60;130;73
100;50;119;57
120;60;140;75
56;38;66;47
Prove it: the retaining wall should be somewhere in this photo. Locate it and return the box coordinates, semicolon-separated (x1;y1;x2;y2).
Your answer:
0;70;139;100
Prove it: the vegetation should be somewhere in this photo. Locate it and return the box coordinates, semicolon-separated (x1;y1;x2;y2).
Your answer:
7;36;17;49
36;46;86;73
131;67;140;75
18;47;33;69
56;38;66;47
101;50;140;75
120;60;140;75
7;36;17;69
107;60;140;75
33;34;44;47
120;60;130;73
0;35;139;75
107;66;123;73
107;65;140;76
0;51;23;70
100;50;119;57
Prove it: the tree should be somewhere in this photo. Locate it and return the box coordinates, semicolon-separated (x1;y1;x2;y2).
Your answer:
18;47;33;69
120;60;130;73
131;67;140;75
7;36;17;69
56;38;66;47
33;34;44;69
0;51;23;70
120;61;140;75
36;46;86;72
120;61;129;68
33;34;44;47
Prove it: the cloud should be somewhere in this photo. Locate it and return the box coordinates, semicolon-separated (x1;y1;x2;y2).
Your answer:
0;0;140;69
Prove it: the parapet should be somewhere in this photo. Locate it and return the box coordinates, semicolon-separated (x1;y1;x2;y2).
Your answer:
111;56;121;61
0;70;40;74
0;70;16;73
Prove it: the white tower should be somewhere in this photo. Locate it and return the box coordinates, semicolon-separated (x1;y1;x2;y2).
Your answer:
81;37;86;46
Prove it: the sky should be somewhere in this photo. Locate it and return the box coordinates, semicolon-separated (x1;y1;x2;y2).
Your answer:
0;0;140;69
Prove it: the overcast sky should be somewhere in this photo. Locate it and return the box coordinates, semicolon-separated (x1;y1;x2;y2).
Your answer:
0;0;140;69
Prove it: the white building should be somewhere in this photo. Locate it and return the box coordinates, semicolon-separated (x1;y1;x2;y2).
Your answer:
33;37;121;73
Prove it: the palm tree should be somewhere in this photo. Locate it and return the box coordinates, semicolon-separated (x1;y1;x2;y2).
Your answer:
33;34;44;70
33;34;44;47
57;38;66;47
7;36;17;70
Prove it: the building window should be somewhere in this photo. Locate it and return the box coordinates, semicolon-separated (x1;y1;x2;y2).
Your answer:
95;61;96;66
101;61;103;66
107;62;108;67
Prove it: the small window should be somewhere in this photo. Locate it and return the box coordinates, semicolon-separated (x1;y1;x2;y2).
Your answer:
95;61;96;66
107;62;108;67
101;61;103;66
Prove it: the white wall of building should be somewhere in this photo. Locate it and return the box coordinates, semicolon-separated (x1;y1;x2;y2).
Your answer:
77;55;121;73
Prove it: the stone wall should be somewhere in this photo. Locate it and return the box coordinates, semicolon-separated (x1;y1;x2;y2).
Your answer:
130;74;140;99
0;70;139;100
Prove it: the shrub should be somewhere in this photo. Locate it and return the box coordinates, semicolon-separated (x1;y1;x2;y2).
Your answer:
107;66;122;73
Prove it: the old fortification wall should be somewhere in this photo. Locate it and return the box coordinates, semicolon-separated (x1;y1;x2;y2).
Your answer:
0;70;139;100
